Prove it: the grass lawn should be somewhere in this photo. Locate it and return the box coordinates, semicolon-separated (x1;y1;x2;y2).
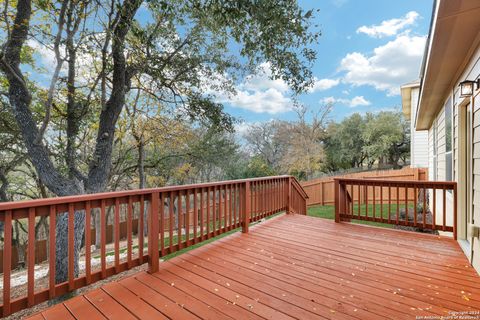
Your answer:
307;204;405;228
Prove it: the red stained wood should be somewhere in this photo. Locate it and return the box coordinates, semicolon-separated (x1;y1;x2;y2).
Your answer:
85;201;92;284
42;304;75;320
28;208;35;306
5;176;306;317
100;199;107;279
26;215;480;320
127;196;133;268
114;198;120;273
3;211;12;316
84;288;137;319
64;295;106;320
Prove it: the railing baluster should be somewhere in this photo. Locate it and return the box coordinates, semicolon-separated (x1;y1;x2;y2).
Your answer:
114;198;120;273
49;206;56;296
235;184;239;226
3;210;12;317
213;186;217;235
388;184;391;224
201;188;205;240
85;201;91;284
423;187;427;229
149;192;159;273
193;188;198;242
186;189;191;247
178;191;183;249
228;184;235;230
365;184;368;219
139;195;144;264
160;192;165;256
404;186;408;226
67;204;74;292
357;184;360;218
396;186;399;224
28;208;36;305
413;186;417;227
225;185;229;229
218;186;222;233
443;187;446;231
169;191;174;250
373;184;376;220
206;187;210;238
127;196;133;268
380;185;383;221
101;199;106;279
350;184;354;216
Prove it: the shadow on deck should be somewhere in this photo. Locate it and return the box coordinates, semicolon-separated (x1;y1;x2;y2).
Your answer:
27;214;480;319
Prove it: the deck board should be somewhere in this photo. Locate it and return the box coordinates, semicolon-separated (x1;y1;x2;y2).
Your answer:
27;215;480;320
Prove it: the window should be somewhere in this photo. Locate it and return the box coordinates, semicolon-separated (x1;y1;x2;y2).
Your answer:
445;97;453;181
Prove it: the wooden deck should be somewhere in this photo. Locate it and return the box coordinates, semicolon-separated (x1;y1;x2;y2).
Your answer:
27;214;480;319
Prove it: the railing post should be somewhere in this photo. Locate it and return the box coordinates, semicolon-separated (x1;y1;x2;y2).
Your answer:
454;183;458;240
334;179;340;222
287;176;292;214
242;181;251;233
148;191;160;273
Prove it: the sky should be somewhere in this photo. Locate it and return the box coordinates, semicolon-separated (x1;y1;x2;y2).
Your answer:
25;0;434;130
222;0;434;129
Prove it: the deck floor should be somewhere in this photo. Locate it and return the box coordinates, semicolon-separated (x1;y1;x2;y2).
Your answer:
27;214;480;319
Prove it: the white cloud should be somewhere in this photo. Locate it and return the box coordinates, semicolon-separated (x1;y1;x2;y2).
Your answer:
205;62;293;114
321;95;370;107
308;78;340;92
339;34;426;96
223;88;292;114
357;11;419;38
332;0;348;8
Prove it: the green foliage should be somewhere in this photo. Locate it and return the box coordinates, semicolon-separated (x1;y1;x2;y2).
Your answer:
243;156;277;178
323;111;410;172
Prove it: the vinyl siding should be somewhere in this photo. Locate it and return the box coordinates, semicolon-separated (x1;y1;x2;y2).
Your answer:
410;87;429;168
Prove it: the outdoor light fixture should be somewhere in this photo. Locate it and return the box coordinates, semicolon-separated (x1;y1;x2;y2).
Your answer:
459;77;480;98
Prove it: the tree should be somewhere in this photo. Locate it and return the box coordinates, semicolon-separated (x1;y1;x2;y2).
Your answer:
244;120;288;170
279;104;330;180
362;111;410;168
0;0;319;282
323;113;367;171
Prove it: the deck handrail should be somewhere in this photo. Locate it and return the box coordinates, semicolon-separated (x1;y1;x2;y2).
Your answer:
0;175;308;317
334;178;457;239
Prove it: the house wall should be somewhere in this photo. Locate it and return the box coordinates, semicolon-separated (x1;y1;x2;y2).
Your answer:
428;104;454;228
426;43;480;271
410;87;429;168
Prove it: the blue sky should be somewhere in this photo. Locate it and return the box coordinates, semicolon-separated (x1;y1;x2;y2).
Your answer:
26;0;434;128
225;0;434;128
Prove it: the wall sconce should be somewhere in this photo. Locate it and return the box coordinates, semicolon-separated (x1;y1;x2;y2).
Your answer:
459;78;480;98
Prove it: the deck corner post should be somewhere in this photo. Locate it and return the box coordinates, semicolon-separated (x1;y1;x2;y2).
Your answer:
148;191;160;273
242;181;251;233
334;179;340;223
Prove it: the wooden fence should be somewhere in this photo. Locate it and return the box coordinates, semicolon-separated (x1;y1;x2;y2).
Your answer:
301;167;428;206
0;175;307;317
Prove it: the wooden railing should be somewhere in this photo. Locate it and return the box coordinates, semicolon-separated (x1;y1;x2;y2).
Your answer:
303;167;428;206
334;178;457;239
0;175;307;316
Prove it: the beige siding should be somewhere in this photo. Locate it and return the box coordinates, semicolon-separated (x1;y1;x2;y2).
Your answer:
473;98;480;226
